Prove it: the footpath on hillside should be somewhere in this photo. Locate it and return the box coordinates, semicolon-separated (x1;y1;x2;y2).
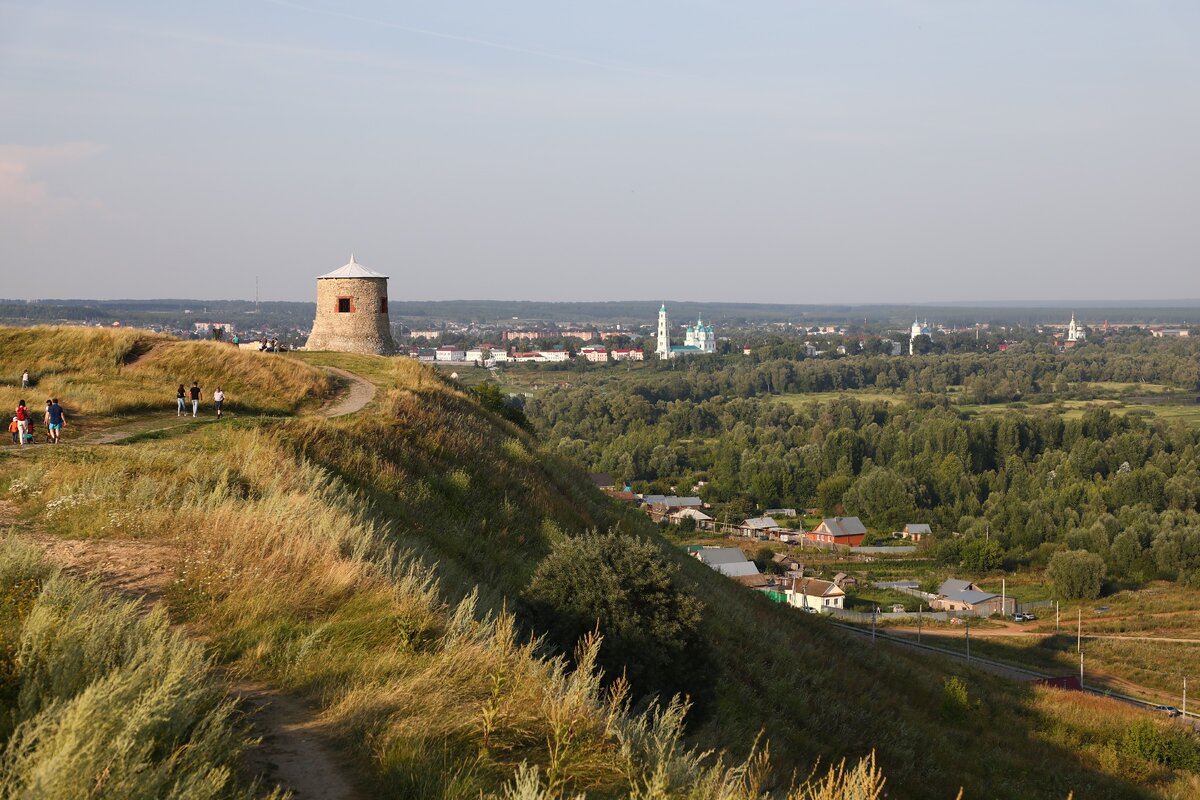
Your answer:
1;366;376;798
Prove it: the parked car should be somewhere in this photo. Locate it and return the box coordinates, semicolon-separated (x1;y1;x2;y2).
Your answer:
1154;705;1182;717
1013;612;1035;622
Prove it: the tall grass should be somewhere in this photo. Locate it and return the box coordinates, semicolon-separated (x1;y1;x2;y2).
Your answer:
4;353;1197;798
0;538;270;800
0;325;332;417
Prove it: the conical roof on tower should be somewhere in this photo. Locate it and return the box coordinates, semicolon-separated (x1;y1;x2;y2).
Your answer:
318;254;387;280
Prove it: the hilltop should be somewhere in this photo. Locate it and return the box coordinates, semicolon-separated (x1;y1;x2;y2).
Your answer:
1;327;1198;799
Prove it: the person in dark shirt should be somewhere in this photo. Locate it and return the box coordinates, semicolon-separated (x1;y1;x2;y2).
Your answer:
46;398;67;444
177;384;186;416
189;381;201;417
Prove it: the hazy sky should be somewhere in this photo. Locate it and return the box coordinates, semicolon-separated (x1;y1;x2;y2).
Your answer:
3;1;1199;303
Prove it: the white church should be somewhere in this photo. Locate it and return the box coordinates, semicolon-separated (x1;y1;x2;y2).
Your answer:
656;304;717;359
909;318;933;355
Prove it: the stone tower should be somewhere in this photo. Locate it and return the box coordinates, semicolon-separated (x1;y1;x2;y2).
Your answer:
304;255;396;354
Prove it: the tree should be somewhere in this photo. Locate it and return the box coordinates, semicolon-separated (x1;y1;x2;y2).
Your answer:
522;533;707;704
843;467;916;531
1047;549;1107;600
471;382;532;432
959;538;1004;572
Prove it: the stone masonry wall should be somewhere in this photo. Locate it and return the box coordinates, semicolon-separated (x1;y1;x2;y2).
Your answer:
305;277;396;354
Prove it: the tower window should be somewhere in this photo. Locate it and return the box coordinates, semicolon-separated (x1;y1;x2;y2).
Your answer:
337;297;352;313
379;297;388;313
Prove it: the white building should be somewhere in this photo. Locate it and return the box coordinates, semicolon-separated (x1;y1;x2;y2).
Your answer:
611;348;644;361
1067;313;1086;343
656;304;717;359
537;350;570;362
436;346;466;362
580;346;609;362
786;577;845;611
683;316;717;352
909;318;931;355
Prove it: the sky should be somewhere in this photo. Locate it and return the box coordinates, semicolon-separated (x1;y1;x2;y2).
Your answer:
2;1;1199;303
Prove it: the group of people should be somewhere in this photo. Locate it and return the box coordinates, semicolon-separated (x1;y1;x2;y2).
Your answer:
10;397;67;446
176;381;226;418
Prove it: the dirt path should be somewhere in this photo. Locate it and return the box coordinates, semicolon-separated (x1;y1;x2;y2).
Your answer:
5;524;360;800
318;367;376;417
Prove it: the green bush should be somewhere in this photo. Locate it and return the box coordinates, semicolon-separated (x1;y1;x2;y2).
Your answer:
1048;549;1107;600
521;532;708;706
940;676;972;722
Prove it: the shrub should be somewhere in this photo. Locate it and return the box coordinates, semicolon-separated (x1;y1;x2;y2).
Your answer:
1048;549;1107;600
522;532;707;705
959;538;1004;572
940;676;972;722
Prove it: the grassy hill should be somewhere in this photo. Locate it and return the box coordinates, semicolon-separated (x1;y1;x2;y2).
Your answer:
2;327;1199;799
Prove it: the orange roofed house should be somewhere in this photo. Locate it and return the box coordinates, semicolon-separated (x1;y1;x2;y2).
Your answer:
804;516;868;547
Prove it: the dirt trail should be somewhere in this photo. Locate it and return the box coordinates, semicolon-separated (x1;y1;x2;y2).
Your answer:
318;367;376;417
3;523;360;799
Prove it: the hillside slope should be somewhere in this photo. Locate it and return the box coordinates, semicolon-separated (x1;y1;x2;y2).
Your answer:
2;332;1198;798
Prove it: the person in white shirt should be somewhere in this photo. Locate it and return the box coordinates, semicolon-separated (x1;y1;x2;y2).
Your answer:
213;387;225;418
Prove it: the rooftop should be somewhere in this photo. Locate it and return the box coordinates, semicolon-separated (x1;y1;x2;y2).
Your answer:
317;254;388;280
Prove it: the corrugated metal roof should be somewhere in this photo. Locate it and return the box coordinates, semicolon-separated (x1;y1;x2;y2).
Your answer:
317;254;388;279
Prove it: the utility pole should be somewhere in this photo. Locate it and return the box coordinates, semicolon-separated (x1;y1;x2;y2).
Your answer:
918;603;923;645
1056;601;1060;633
1077;609;1082;654
1002;578;1006;618
1184;676;1188;719
872;606;877;643
1080;649;1084;689
966;618;971;664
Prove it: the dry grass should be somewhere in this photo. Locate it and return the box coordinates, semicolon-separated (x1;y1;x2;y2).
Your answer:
0;538;270;800
0;325;333;418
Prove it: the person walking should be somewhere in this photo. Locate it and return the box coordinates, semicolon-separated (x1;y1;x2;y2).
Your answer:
46;398;66;444
8;417;18;444
21;370;30;389
189;381;201;417
14;400;29;447
45;400;53;440
213;387;225;418
176;384;186;416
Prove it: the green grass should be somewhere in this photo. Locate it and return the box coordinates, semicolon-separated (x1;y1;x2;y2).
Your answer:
0;538;267;799
775;390;902;409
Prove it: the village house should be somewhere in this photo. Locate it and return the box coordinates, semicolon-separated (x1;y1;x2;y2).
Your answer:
786;577;845;611
805;516;868;547
764;508;798;518
931;579;1016;617
895;523;932;542
693;547;760;578
771;553;804;577
739;516;782;538
831;572;858;589
669;507;715;530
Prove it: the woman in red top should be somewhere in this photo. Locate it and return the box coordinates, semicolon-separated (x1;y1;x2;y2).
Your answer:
14;400;29;447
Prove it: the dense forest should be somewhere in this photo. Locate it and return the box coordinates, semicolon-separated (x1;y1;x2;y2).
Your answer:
525;341;1200;587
